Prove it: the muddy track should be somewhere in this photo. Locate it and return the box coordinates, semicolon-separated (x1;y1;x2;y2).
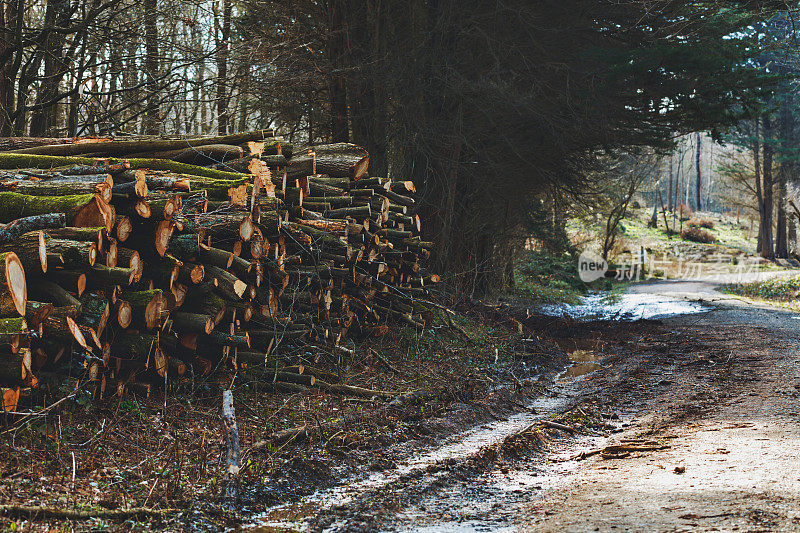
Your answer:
253;279;800;532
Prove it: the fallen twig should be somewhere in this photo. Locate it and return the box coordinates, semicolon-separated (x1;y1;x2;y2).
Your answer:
0;505;189;520
369;348;403;375
542;420;575;433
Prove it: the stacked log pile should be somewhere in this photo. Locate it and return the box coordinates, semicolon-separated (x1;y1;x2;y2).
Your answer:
0;132;438;411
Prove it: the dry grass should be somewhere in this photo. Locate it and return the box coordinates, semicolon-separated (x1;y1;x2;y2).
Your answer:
688;218;715;229
681;227;716;243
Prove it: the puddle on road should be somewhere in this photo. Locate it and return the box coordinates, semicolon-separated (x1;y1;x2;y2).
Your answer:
541;292;709;321
559;349;603;380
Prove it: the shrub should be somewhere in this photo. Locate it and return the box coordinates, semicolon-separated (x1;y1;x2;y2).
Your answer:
681;227;716;243
677;204;693;221
688;218;715;229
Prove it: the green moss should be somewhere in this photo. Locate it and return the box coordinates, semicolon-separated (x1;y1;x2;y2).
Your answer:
0;153;248;181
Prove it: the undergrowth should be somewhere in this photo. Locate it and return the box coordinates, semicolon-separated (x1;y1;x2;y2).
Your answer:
722;275;800;306
513;250;592;304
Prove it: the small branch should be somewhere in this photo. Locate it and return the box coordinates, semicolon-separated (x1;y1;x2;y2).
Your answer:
220;389;240;507
0;505;189;520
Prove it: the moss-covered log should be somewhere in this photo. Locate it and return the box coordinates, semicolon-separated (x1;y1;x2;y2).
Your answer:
0;192;113;231
0;153;248;181
8;131;274;156
0;175;113;203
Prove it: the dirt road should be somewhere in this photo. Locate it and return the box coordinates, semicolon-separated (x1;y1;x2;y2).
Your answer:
248;279;800;532
518;281;800;532
363;280;800;532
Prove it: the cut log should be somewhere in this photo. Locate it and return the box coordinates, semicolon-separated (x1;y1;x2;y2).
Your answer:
0;231;47;274
0;253;26;317
121;290;164;330
287;143;369;180
8;131;275;156
126;144;244;165
171;312;215;334
46;238;97;268
0;173;113;200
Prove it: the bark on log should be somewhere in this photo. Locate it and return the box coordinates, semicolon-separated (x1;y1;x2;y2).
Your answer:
287;143;369;180
171;312;215;334
8;131;274;156
0;213;66;245
0;175;113;203
125;144;243;165
0;231;46;275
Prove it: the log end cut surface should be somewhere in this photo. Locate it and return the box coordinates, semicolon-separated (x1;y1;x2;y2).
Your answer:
5;253;26;315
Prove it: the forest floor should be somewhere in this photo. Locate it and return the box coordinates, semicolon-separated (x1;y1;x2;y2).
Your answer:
5;263;800;531
0;295;577;532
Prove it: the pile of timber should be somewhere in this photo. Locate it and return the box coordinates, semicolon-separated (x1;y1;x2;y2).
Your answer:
0;131;438;411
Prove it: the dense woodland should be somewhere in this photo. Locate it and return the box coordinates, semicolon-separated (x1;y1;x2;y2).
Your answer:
0;0;796;292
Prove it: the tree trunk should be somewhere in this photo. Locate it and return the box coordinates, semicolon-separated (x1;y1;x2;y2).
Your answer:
695;132;702;211
215;0;231;135
327;0;348;143
762;115;774;260
776;95;793;259
667;154;674;212
29;0;69;137
143;0;160;135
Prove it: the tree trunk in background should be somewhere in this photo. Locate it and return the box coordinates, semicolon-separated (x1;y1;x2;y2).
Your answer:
29;0;70;137
215;0;231;135
754;118;764;254
695;132;702;211
667;155;673;212
775;94;793;259
238;64;249;132
0;0;20;136
143;0;160;134
346;1;388;175
761;115;774;259
328;0;348;143
0;1;8;136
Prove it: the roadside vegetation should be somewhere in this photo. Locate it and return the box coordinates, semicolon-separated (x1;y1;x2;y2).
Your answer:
722;276;800;311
